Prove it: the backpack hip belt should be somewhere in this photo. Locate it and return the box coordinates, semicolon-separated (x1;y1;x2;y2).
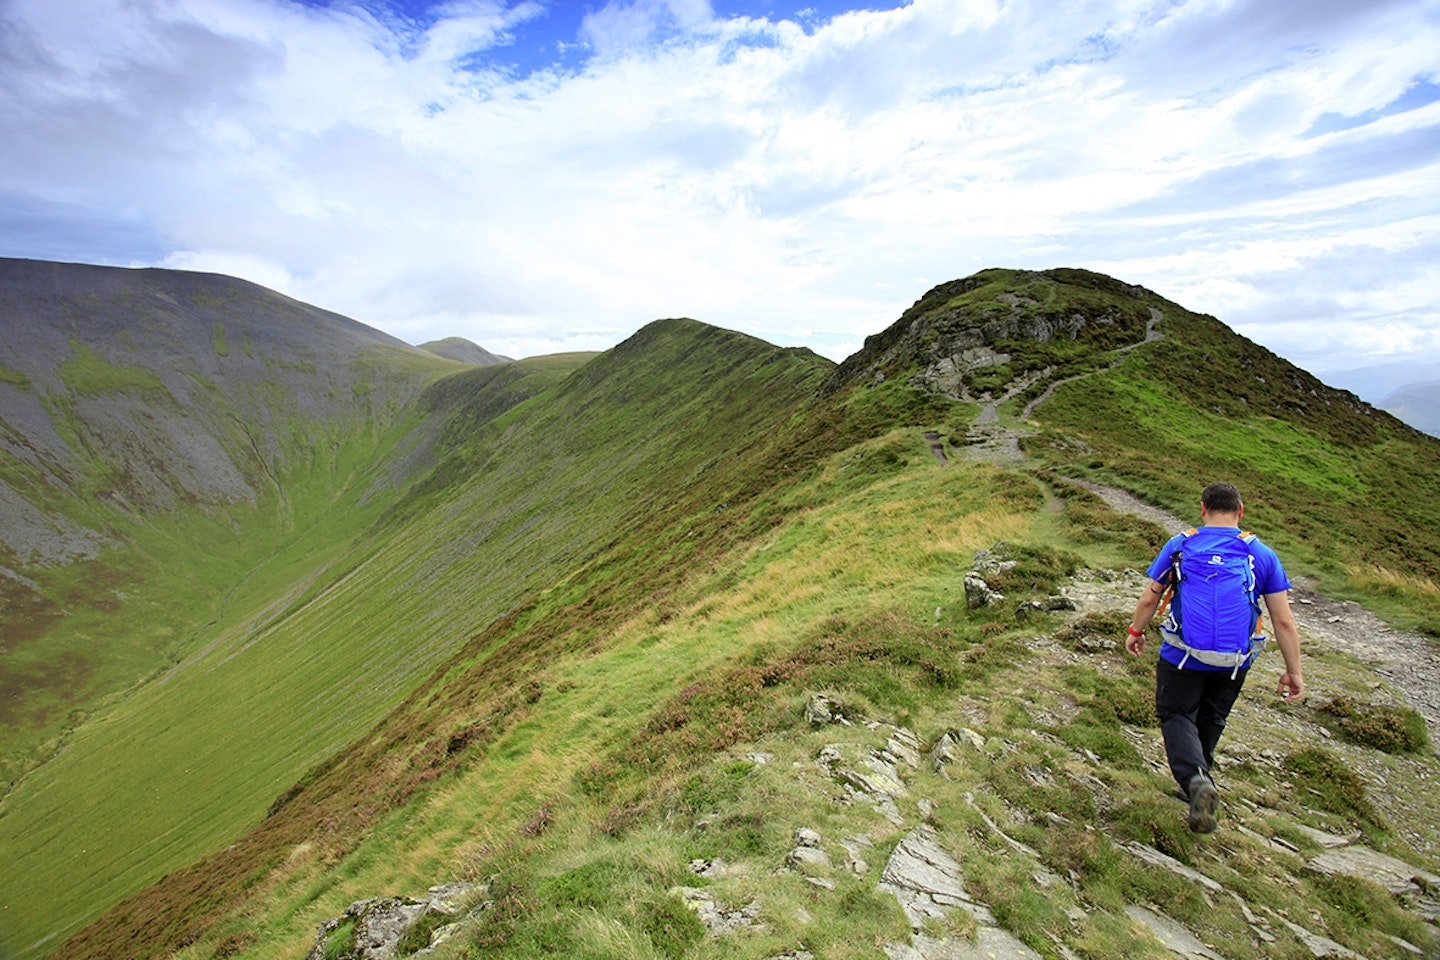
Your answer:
1159;626;1267;678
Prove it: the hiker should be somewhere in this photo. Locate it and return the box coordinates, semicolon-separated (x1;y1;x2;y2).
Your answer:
1124;482;1304;833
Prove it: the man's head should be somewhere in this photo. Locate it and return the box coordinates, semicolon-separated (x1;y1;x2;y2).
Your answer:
1201;482;1243;518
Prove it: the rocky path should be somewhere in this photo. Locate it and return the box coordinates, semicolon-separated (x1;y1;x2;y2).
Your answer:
953;304;1440;735
957;333;1440;746
956;309;1163;463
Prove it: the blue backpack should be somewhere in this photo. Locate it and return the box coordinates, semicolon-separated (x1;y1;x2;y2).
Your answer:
1156;528;1267;676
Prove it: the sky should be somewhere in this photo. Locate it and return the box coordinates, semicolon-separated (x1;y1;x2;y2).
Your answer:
2;0;1438;379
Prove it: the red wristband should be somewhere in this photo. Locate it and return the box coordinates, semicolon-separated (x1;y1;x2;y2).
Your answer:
1126;625;1145;638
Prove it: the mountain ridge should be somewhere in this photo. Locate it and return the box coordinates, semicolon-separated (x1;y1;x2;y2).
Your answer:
2;261;1437;960
0;288;844;958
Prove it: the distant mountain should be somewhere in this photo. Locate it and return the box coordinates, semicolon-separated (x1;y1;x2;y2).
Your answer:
1317;359;1440;404
1380;379;1440;437
0;258;463;540
1316;359;1440;435
417;335;511;365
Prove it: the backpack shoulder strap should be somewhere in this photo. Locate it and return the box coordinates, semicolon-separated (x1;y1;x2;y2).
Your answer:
1236;530;1268;637
1154;528;1197;620
1169;528;1197;580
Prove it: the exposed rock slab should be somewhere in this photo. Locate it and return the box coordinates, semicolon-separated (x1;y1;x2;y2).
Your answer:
1276;917;1371;960
885;926;1043;960
1121;841;1223;893
879;826;993;928
1305;844;1440;897
1126;905;1225;960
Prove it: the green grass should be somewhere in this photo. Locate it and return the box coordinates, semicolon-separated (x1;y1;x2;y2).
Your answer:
57;339;167;396
0;410;445;954
12;271;1440;960
187;458;1437;960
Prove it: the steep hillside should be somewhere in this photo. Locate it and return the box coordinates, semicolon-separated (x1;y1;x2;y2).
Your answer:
829;267;1440;629
0;259;476;787
0;258;455;534
8;266;1440;960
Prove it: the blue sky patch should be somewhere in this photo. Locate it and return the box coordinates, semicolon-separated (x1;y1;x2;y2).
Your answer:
289;0;909;75
1303;78;1440;138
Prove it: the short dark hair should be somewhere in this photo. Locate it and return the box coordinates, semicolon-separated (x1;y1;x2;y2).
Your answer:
1201;482;1242;513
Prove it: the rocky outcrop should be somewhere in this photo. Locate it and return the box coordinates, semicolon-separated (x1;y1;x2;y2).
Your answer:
305;883;484;960
821;268;1154;398
965;544;1075;617
677;885;766;935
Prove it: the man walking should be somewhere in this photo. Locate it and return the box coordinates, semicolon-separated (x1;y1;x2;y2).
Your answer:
1125;482;1304;833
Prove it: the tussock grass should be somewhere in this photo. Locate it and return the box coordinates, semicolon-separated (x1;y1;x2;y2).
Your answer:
1313;697;1432;755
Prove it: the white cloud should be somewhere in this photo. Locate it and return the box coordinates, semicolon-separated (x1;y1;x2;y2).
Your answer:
1;0;1438;371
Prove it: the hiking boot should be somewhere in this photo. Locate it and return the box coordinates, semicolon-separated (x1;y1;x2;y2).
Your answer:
1187;773;1219;834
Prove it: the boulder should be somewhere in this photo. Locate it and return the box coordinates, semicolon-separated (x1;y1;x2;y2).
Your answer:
305;883;484;960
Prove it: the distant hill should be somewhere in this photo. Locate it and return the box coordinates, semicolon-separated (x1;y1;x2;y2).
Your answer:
1317;359;1440;403
5;262;1440;960
0;258;464;535
1316;360;1440;437
1380;379;1440;437
417;335;511;365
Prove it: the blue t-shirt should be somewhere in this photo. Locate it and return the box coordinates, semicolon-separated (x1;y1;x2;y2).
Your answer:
1146;526;1291;670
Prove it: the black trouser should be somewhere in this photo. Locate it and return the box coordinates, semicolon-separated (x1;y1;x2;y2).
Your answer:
1154;657;1248;792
